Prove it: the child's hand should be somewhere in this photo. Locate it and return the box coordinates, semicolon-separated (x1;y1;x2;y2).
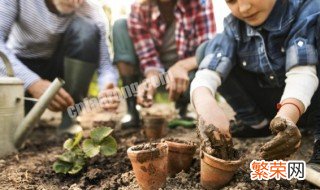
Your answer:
260;117;301;160
197;117;232;155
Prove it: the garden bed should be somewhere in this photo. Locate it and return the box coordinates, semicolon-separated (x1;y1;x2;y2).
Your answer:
0;103;317;190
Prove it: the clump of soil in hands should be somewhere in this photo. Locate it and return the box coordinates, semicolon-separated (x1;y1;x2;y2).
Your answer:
199;122;240;161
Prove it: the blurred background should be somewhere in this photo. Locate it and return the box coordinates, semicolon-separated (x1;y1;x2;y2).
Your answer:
89;0;231;97
101;0;230;32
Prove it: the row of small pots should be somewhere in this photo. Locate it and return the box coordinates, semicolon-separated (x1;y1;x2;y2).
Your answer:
127;140;196;190
127;141;244;190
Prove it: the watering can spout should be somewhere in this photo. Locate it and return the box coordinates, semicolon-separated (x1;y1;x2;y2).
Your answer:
14;78;64;148
0;51;65;156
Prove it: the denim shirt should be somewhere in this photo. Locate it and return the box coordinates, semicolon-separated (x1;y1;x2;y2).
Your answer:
200;0;320;88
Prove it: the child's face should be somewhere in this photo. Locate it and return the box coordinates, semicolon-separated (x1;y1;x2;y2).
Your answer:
226;0;276;26
52;0;84;14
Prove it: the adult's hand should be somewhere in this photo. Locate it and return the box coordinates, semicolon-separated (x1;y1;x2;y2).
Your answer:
136;71;160;108
57;0;84;8
137;79;157;108
98;83;121;111
166;63;189;101
27;79;74;112
67;0;84;8
260;117;301;160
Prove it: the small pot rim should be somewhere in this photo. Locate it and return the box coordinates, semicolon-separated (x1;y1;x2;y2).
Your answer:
127;143;168;158
143;115;166;119
201;150;244;166
164;140;196;154
164;140;195;147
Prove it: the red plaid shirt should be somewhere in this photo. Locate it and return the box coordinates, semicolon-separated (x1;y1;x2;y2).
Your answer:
128;0;216;74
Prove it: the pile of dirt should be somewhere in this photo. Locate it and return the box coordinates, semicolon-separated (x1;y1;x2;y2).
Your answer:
208;140;240;161
162;138;197;146
0;103;318;189
130;143;158;151
0;124;317;190
199;122;240;161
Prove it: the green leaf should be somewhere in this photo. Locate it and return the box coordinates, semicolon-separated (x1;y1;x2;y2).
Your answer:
53;160;73;174
63;132;83;150
58;151;76;163
68;157;86;174
100;136;117;157
63;139;74;151
73;132;83;146
90;127;113;143
75;155;87;166
68;165;83;174
82;139;100;158
73;147;85;157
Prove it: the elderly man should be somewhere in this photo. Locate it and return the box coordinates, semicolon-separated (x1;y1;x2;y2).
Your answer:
0;0;118;134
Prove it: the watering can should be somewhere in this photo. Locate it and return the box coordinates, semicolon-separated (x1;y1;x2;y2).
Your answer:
0;51;64;158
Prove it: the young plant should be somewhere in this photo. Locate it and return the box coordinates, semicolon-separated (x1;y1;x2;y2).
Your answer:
82;127;117;158
53;127;117;175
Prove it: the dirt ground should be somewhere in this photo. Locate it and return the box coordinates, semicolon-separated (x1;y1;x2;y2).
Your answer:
0;102;318;190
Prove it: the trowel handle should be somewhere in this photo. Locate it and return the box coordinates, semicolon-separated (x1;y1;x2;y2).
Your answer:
0;51;14;77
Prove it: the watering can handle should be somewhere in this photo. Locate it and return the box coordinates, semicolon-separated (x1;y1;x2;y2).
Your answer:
0;51;14;77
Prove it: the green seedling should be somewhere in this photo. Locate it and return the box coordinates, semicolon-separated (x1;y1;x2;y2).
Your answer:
82;127;117;158
53;127;117;175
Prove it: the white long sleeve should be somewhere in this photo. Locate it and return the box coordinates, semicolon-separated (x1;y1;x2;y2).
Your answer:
190;69;222;108
281;65;319;112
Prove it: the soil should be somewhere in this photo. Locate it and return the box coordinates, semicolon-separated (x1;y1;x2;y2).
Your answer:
0;102;318;190
162;138;196;146
199;122;240;161
209;145;240;161
207;134;240;161
130;143;158;151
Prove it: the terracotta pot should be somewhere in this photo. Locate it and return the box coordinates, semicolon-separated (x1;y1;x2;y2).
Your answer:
127;143;168;190
200;150;244;189
143;116;167;140
164;140;196;176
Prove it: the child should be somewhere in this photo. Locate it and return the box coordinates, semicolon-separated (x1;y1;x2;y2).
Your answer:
191;0;320;163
